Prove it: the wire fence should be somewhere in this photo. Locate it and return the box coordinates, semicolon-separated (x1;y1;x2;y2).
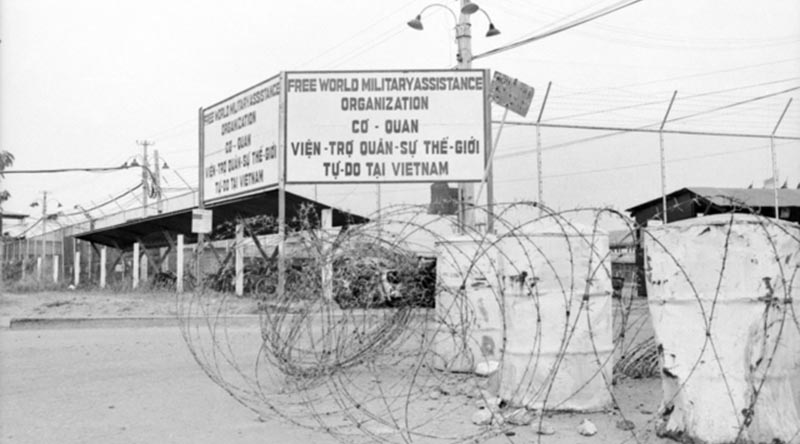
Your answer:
178;201;800;444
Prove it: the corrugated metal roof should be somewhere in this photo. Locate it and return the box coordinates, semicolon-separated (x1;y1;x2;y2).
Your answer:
73;190;369;249
0;211;29;220
627;187;800;212
686;187;800;208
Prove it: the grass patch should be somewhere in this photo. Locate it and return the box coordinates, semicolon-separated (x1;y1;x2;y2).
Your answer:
4;277;67;293
41;300;74;309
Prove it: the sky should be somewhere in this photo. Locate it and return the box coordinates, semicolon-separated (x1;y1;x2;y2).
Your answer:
1;0;799;235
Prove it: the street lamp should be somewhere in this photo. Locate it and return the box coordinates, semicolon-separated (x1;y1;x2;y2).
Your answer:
407;1;500;52
407;0;500;230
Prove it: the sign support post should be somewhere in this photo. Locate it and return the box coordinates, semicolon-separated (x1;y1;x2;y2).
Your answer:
484;75;495;233
197;107;205;284
278;72;287;302
476;107;507;227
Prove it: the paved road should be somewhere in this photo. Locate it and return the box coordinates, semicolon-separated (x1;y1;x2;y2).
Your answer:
0;326;333;444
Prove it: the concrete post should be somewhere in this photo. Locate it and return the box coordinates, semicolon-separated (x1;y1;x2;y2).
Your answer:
74;252;80;286
53;255;59;282
100;247;107;289
22;238;28;279
133;242;140;289
141;253;148;285
176;235;184;293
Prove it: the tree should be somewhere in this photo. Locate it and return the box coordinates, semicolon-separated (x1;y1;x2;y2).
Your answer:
0;150;13;205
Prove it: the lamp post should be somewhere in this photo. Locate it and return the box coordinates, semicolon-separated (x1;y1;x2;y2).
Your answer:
408;0;499;230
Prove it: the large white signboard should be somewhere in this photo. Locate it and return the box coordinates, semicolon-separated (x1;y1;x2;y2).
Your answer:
284;70;489;184
202;76;280;204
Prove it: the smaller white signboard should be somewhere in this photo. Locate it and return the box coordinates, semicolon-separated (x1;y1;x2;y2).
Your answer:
191;209;213;234
202;75;281;205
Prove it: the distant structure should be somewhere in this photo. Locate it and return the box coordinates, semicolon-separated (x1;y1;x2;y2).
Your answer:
428;182;459;216
626;187;800;226
608;229;637;299
626;187;800;297
0;211;28;237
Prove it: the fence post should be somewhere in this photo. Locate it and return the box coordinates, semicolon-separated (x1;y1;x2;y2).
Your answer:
176;234;184;293
133;242;140;289
536;81;552;215
100;247;107;289
659;91;678;223
74;252;80;286
22;238;28;279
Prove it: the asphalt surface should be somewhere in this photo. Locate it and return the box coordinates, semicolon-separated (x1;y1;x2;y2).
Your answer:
0;325;333;444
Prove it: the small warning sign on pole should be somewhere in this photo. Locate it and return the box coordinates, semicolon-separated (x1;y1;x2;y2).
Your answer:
191;209;213;234
490;71;535;117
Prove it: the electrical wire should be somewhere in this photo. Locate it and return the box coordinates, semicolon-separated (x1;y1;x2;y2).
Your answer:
2;165;134;174
472;0;646;61
543;77;800;123
551;58;800;99
296;0;419;69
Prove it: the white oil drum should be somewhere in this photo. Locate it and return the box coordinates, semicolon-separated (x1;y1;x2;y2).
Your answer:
645;214;800;443
496;219;614;411
431;235;503;372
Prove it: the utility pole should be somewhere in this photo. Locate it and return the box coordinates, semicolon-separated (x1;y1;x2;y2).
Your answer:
154;149;163;214
136;140;154;217
456;0;475;231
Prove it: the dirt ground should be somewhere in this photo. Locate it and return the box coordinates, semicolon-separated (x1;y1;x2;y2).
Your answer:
0;289;260;319
1;290;675;443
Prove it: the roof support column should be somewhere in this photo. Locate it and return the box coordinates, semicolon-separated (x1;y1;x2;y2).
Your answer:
176;234;184;294
100;246;107;289
73;251;80;286
133;242;140;289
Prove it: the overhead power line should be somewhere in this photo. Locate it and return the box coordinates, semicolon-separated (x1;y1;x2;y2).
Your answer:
472;0;645;61
2;165;135;174
544;77;800;123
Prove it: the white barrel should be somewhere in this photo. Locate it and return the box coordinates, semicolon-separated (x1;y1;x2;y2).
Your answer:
431;235;503;372
496;220;614;411
645;214;800;443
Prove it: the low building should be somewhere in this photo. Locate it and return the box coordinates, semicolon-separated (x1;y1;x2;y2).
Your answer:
609;229;638;298
627;186;800;226
626;187;800;297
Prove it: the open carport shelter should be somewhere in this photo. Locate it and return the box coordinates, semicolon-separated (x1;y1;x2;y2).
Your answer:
73;190;368;291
